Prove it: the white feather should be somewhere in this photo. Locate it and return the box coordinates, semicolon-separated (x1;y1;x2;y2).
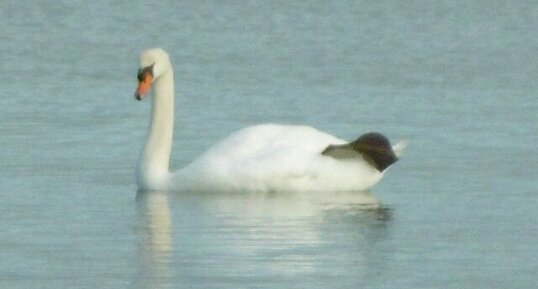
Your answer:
135;48;404;193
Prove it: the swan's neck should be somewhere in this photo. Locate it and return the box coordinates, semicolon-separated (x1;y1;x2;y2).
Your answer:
138;69;174;189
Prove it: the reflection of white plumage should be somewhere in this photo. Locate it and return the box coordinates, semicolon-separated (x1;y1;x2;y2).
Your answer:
135;191;172;287
134;48;406;192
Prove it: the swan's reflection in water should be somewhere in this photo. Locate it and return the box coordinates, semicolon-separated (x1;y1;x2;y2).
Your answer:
134;190;393;288
135;190;173;289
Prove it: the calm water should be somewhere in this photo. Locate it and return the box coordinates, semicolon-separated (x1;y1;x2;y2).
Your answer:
1;1;537;288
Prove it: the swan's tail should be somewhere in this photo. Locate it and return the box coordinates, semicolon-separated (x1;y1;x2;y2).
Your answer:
392;140;407;158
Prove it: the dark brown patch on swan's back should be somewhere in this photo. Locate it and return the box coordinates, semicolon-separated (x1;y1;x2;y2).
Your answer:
322;132;398;172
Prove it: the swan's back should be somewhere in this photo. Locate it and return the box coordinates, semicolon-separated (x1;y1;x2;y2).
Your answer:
171;124;384;192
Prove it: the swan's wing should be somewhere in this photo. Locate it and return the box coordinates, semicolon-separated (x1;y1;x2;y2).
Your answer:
321;143;361;159
322;139;408;159
321;133;403;172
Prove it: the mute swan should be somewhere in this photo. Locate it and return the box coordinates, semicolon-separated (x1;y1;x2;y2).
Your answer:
134;48;406;192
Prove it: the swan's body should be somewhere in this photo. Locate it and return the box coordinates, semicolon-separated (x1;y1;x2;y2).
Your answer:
135;48;405;193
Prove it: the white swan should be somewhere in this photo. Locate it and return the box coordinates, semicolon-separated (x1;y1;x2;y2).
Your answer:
134;48;406;193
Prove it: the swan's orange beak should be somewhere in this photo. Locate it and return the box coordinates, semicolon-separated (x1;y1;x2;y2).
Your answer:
135;73;153;101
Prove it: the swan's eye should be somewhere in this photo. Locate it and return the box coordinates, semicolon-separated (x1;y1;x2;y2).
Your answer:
137;70;145;82
137;65;154;81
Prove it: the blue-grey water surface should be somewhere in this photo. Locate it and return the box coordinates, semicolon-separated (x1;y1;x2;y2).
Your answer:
1;1;537;288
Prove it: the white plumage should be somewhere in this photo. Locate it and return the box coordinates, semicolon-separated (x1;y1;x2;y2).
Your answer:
134;48;405;193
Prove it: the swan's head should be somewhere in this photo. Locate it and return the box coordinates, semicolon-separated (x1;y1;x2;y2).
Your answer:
135;48;171;101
